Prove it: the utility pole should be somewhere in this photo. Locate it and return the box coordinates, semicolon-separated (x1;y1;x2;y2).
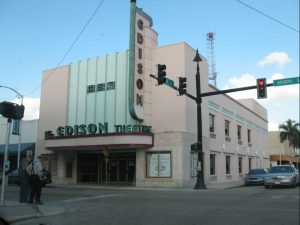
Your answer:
0;119;12;205
0;85;24;170
193;50;207;189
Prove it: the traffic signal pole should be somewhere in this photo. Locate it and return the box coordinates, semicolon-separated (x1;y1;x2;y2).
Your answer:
0;119;12;205
194;51;206;189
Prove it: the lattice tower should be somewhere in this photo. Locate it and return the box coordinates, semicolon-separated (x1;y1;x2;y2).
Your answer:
207;32;217;87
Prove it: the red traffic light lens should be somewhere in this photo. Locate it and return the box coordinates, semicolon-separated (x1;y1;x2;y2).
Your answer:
258;80;264;86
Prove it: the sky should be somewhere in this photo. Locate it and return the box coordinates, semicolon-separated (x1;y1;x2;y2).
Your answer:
0;0;299;131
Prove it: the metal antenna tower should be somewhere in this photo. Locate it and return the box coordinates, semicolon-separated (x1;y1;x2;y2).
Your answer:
207;32;217;87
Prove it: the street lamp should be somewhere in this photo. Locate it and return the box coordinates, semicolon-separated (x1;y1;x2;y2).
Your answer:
0;85;23;169
193;50;207;189
0;85;23;205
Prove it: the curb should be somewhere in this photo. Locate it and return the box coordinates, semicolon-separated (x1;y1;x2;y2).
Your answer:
0;204;66;224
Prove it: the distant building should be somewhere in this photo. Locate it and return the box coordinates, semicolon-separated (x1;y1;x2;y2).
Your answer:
35;2;269;188
0;117;37;171
269;131;300;168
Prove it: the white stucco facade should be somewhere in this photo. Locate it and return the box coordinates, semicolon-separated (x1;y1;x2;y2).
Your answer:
36;41;269;188
36;5;269;188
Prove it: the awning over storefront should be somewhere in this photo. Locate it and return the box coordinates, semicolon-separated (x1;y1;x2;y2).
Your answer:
0;142;36;155
270;155;300;164
44;133;153;151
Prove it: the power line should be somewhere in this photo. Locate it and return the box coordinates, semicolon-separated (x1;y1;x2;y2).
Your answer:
25;0;105;97
236;0;299;33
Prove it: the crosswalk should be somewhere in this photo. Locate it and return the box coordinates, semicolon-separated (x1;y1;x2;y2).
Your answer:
60;194;118;203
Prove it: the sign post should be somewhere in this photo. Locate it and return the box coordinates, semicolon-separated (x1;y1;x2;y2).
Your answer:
101;148;109;186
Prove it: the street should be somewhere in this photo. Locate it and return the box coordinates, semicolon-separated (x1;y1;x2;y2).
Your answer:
3;185;300;225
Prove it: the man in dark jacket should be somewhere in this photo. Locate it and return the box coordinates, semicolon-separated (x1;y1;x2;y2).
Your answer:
18;154;32;203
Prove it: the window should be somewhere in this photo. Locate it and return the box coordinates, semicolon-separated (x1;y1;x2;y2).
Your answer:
147;152;171;177
210;154;216;175
225;120;230;142
87;85;95;93
225;120;230;137
238;157;243;174
248;158;252;172
209;114;215;133
97;83;106;92
190;152;198;177
247;129;252;146
106;82;115;90
237;125;242;140
66;162;73;178
226;155;231;174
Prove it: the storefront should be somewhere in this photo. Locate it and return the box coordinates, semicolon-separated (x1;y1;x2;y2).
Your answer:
76;151;136;184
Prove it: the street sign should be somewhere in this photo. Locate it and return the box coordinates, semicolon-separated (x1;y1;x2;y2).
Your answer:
273;77;299;87
165;77;174;88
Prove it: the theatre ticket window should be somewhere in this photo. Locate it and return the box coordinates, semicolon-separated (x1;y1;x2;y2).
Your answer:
147;152;171;177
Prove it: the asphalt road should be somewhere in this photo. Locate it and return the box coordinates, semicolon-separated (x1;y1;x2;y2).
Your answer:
4;185;300;225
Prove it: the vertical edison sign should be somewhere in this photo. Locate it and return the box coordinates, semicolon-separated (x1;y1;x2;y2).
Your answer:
128;0;152;122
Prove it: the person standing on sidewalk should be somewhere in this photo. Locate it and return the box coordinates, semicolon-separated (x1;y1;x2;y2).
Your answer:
18;154;32;203
26;155;44;204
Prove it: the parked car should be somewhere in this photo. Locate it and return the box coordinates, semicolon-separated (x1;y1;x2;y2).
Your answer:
264;165;299;188
0;170;20;185
0;169;52;187
244;168;268;186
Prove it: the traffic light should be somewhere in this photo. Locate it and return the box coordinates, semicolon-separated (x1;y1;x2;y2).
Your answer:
13;104;25;120
256;78;267;99
178;77;187;95
191;142;201;152
0;101;25;120
157;64;166;85
0;101;15;119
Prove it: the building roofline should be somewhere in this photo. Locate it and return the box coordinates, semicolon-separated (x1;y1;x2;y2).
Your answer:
208;84;268;124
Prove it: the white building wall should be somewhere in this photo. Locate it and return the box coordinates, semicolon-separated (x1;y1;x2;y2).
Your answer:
0;117;38;145
37;65;70;155
67;52;137;131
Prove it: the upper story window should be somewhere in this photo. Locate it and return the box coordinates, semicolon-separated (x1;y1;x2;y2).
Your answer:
97;83;106;92
106;82;115;90
209;114;215;133
87;82;115;94
237;125;242;140
87;85;96;93
247;129;252;147
225;120;230;137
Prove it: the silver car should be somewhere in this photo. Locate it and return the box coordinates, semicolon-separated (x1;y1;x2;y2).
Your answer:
244;168;268;186
265;165;299;189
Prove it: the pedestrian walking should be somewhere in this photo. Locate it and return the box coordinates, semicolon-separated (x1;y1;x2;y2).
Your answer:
18;154;32;203
26;155;44;204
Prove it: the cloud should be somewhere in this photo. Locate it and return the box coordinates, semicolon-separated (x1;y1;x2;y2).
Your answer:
268;122;280;131
223;73;299;131
13;97;40;120
258;52;291;67
224;73;299;102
